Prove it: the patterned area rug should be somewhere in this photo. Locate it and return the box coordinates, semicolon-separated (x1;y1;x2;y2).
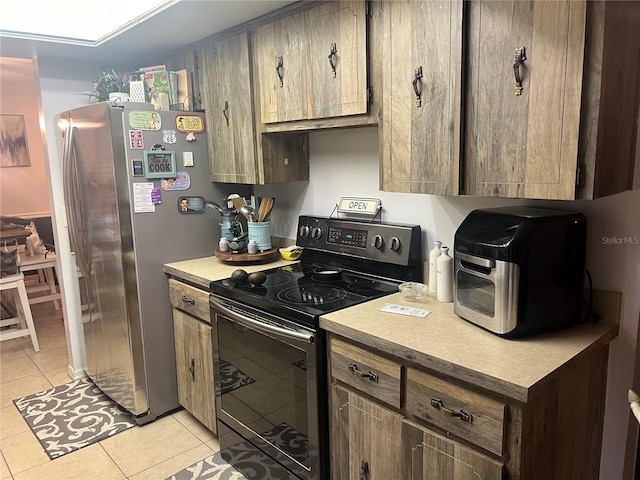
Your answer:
219;360;255;395
13;377;136;459
167;423;307;480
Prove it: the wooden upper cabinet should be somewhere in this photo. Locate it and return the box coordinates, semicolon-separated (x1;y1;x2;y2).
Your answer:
306;1;368;120
254;12;308;124
201;31;309;184
465;0;587;200
380;0;464;195
254;1;368;124
379;0;638;200
464;0;640;200
201;32;258;183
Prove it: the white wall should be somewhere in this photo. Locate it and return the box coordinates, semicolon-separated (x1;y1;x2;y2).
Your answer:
256;127;640;479
0;58;51;217
34;56;104;380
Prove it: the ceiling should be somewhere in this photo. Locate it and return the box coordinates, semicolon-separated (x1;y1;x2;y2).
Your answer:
0;1;295;65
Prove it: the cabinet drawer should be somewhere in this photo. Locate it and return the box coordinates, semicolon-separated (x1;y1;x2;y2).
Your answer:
169;278;210;323
330;337;402;408
406;368;506;456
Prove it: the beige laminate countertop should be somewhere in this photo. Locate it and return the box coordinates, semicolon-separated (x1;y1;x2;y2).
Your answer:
163;255;297;289
320;292;619;403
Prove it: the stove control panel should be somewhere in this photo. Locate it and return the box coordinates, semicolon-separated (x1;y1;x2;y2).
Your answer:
296;215;422;269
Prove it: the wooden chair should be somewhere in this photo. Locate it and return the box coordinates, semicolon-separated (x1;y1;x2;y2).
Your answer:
0;273;39;351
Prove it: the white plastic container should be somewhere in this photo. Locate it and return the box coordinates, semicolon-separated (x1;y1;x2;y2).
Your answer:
428;240;442;293
436;246;453;302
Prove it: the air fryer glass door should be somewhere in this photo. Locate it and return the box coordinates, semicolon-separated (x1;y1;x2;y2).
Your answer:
453;254;520;335
457;271;495;317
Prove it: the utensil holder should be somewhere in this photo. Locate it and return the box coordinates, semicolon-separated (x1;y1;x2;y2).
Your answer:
247;222;272;251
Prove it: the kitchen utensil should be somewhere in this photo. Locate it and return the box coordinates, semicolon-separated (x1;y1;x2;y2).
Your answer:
239;205;255;222
258;197;274;222
205;200;223;214
231;196;247;213
225;193;240;209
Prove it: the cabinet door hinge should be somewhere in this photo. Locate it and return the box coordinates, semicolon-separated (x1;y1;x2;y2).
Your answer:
366;0;372;17
367;87;372;105
576;164;586;189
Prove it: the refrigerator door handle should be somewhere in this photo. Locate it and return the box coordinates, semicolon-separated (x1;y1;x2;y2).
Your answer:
62;123;90;279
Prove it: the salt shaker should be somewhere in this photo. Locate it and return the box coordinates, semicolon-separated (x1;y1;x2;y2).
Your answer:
218;237;229;252
247;240;258;254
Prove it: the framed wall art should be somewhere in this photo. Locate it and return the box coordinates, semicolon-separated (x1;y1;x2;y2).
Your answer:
0;114;30;167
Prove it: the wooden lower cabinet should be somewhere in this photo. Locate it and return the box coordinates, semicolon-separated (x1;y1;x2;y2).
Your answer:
402;419;502;480
172;308;216;432
328;333;610;479
331;385;403;479
330;385;501;480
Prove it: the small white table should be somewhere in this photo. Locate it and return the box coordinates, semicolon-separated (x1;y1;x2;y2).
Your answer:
19;251;61;310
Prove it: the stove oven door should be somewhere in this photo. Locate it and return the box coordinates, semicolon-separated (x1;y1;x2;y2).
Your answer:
210;295;325;480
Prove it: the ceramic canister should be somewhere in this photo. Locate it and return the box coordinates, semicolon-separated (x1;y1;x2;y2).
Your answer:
247;222;272;251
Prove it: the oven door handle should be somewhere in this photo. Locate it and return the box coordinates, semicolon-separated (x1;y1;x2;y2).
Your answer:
211;297;315;344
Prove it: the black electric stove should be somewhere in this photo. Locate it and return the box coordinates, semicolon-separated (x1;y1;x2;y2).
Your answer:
209;215;422;480
210;215;423;327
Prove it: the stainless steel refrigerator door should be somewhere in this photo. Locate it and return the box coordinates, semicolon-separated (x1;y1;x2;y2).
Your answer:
63;103;150;416
122;107;221;418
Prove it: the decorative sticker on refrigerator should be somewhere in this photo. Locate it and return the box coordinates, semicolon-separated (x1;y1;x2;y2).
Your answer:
175;114;204;133
129;110;161;131
129;130;144;149
162;130;177;144
161;171;191;191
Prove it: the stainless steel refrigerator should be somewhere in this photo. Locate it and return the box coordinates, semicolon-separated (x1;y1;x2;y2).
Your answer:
59;102;221;423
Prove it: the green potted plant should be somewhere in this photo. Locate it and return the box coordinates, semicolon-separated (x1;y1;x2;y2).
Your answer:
89;68;131;102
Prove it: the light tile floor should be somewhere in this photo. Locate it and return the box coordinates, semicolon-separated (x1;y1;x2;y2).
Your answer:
1;300;220;480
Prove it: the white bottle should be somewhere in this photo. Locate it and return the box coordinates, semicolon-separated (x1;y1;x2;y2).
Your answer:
428;241;442;294
247;240;258;255
219;237;229;252
436;246;453;302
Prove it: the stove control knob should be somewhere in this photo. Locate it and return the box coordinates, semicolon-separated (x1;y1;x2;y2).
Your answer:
311;227;323;240
299;225;310;238
372;234;384;249
389;236;401;252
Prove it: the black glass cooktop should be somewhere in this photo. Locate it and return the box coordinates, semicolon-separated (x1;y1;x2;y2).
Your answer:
210;262;400;325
